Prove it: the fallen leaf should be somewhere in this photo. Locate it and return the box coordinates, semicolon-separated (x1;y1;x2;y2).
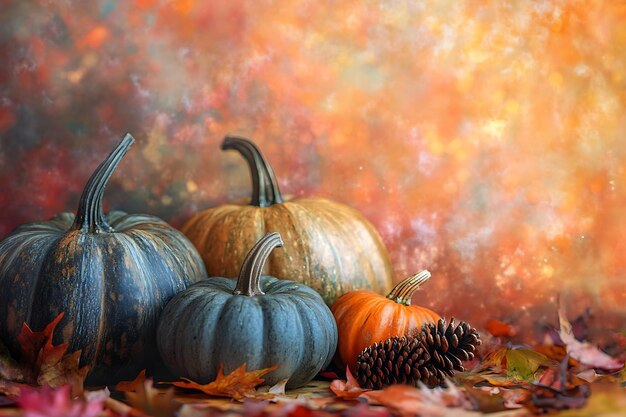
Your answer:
555;384;626;416
10;313;89;395
484;347;553;381
115;369;147;392
126;375;180;417
84;387;110;403
486;319;518;338
17;313;65;381
0;338;23;382
362;382;479;417
329;367;369;400
252;377;289;400
0;379;27;397
267;378;288;396
17;384;104;417
505;349;552;381
342;403;391;417
38;350;89;396
529;358;591;412
171;363;278;401
558;305;624;372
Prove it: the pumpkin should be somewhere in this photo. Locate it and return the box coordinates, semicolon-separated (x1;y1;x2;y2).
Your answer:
157;232;338;389
182;135;393;305
0;134;207;385
331;270;440;373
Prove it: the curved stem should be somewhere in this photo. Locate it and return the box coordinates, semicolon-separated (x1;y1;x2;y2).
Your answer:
72;134;135;233
386;270;431;306
221;135;284;207
234;232;284;296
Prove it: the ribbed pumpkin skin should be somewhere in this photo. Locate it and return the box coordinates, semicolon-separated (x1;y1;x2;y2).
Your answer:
331;272;440;373
157;275;338;389
182;198;392;306
0;135;207;385
0;210;206;384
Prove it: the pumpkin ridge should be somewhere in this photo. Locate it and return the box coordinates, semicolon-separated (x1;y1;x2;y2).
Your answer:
306;199;385;295
281;200;344;297
165;286;214;377
193;290;231;379
262;202;312;287
195;206;239;257
317;200;390;294
335;292;381;368
5;233;63;340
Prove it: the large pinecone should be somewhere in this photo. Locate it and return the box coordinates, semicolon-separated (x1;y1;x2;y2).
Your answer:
421;318;481;376
355;336;436;389
355;318;481;389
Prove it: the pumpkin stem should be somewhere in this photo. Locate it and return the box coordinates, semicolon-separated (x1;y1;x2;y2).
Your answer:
386;270;431;306
72;134;135;233
234;232;284;296
221;135;284;207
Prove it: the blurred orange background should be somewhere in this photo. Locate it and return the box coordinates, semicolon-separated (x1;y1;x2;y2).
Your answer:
1;0;625;338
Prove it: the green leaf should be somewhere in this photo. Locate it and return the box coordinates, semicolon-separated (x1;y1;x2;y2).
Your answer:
504;349;552;381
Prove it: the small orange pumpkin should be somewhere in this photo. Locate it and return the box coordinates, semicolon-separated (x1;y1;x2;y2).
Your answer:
331;270;440;373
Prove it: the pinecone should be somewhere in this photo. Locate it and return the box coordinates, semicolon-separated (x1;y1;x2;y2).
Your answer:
355;336;437;389
355;318;481;389
421;318;481;377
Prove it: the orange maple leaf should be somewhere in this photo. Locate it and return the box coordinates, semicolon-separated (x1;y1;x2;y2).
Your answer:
15;312;89;395
17;312;65;379
329;366;369;400
171;363;278;400
115;369;147;392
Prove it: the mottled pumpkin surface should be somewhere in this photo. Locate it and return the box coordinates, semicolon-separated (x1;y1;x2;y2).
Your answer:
183;198;393;305
0;135;207;385
0;210;206;384
182;136;394;306
157;275;338;389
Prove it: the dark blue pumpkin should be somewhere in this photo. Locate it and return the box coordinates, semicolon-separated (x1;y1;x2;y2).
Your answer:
0;134;207;385
157;232;338;389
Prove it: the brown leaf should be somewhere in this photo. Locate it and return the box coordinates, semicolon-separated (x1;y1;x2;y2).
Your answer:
0;379;27;397
3;313;89;396
529;358;591;412
115;369;147;392
126;376;181;417
362;383;478;417
17;312;65;381
329;366;369;400
0;338;23;382
37;350;90;396
558;305;624;372
170;363;278;401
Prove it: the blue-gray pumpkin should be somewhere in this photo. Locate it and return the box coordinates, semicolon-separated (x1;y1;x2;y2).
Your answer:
157;232;338;389
0;134;207;385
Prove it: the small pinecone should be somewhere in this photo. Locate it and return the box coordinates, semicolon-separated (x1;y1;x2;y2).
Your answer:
421;318;481;378
355;336;437;389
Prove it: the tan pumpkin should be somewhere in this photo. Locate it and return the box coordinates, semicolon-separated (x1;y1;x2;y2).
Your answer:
331;270;440;373
182;135;393;305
